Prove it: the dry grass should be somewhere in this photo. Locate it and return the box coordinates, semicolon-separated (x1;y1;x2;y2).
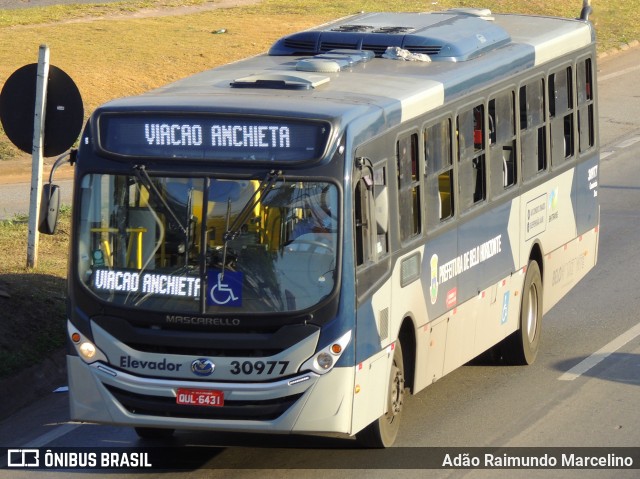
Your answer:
0;0;636;165
0;0;636;162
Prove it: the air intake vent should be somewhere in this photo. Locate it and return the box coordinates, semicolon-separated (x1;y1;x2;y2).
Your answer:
405;45;443;56
379;307;389;341
361;44;390;57
269;10;511;62
320;41;359;53
283;39;316;54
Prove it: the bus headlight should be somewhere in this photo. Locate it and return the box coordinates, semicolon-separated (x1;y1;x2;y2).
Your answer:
68;322;108;364
301;330;351;375
79;341;97;360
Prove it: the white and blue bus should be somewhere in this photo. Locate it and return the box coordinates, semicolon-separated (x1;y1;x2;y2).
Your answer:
61;5;599;447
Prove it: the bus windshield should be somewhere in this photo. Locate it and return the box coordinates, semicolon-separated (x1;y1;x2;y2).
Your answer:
76;173;339;314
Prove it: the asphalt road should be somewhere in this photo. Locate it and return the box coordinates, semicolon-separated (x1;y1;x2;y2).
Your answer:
1;33;640;479
0;178;73;220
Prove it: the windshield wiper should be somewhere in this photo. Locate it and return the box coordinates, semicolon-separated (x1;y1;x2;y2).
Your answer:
133;165;188;236
219;169;282;278
224;169;282;242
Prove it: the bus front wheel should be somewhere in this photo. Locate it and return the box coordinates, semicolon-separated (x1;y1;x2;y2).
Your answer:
357;341;405;448
504;259;543;365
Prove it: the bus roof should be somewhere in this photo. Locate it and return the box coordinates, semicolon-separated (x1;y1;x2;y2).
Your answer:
98;9;594;138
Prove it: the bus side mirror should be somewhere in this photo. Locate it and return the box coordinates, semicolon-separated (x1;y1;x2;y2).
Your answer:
375;185;389;235
39;183;60;235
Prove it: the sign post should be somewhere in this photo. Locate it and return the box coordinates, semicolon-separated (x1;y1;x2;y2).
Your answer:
0;47;83;266
27;45;50;269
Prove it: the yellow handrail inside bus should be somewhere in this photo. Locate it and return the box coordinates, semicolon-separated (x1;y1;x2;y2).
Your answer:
90;227;148;269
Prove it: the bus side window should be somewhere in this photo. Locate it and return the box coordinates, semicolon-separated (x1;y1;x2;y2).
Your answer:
354;178;373;266
457;105;486;210
489;91;517;196
577;58;595;153
425;118;454;227
520;78;547;181
355;166;389;268
549;66;574;165
397;134;421;241
373;167;389;256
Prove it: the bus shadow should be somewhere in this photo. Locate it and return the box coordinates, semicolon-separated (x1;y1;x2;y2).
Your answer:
140;428;360;449
465;345;517;366
126;430;367;471
38;429;367;473
553;353;640;386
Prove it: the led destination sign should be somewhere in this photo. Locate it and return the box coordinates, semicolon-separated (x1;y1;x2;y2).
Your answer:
98;114;331;162
93;268;201;299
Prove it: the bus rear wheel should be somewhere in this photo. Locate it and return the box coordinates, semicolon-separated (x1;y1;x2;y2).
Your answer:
504;259;542;365
357;341;405;448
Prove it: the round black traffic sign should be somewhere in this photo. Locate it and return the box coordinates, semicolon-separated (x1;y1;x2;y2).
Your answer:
0;63;84;157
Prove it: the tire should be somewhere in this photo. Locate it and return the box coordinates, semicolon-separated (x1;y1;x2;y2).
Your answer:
503;259;543;365
357;341;405;448
134;427;175;441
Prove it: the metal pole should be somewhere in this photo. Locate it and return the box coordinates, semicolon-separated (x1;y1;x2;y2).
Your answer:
580;0;592;21
27;44;50;268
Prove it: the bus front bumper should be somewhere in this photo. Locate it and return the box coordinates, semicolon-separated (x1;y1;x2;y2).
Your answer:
67;355;355;436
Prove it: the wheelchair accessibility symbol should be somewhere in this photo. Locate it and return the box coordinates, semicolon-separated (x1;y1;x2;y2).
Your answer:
207;270;243;307
501;291;510;325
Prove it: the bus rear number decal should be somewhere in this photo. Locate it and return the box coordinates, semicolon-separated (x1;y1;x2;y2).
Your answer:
230;360;289;376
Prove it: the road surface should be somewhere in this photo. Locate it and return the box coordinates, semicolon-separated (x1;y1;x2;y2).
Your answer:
1;36;640;479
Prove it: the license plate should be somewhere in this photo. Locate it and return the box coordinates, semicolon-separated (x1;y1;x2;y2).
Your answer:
176;388;224;407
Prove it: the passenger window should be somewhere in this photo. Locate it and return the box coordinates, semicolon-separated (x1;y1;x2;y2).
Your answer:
457;105;486;210
549;66;574;165
577;58;595;153
489;91;517;196
425;119;454;227
374;167;389;256
397;134;421;241
520;79;547;181
355;175;373;266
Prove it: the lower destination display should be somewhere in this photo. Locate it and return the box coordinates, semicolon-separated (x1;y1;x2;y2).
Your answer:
92;268;201;298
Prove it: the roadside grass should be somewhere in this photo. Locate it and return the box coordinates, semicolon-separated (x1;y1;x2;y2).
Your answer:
0;0;637;162
0;0;212;27
0;0;637;376
0;209;70;378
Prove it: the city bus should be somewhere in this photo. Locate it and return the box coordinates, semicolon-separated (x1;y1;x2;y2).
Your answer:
53;5;599;447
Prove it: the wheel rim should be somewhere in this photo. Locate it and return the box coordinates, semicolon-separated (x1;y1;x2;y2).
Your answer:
387;363;405;421
526;282;539;343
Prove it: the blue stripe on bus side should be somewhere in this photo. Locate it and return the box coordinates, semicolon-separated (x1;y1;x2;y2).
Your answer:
423;199;516;319
353;301;381;365
572;154;599;235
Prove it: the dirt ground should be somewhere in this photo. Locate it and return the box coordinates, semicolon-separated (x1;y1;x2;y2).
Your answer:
0;155;73;184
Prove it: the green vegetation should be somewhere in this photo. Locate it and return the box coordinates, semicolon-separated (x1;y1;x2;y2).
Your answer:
0;210;70;378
